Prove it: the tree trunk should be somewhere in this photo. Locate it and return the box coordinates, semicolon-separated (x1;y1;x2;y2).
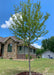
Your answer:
28;45;31;75
24;46;25;59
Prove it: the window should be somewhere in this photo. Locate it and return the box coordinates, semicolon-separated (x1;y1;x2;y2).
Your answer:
19;46;22;51
30;48;32;52
8;44;12;52
33;49;36;54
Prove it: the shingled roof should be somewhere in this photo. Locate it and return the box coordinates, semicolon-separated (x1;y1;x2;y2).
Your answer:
0;36;36;49
0;36;23;43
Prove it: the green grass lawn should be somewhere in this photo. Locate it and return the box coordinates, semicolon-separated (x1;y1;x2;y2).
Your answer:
0;58;54;75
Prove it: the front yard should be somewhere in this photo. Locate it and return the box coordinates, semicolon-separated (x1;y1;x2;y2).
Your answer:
0;58;54;75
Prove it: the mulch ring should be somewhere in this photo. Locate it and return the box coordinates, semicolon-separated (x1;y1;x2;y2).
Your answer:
17;72;43;75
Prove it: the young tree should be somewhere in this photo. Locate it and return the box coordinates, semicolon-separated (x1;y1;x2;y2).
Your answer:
9;0;50;75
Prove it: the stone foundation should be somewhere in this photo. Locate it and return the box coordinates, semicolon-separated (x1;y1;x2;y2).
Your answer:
17;54;36;59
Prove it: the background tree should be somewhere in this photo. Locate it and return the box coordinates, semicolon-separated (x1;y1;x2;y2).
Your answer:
36;48;45;56
48;36;54;52
42;36;54;52
9;0;50;75
42;39;48;50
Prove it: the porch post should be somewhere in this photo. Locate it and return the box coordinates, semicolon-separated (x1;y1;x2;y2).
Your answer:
0;44;1;56
14;43;17;59
15;43;17;59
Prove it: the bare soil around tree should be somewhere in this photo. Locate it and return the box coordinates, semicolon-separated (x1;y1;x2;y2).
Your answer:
17;72;43;75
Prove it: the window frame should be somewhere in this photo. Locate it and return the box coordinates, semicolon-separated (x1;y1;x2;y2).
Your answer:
19;46;22;51
8;44;12;52
33;49;36;54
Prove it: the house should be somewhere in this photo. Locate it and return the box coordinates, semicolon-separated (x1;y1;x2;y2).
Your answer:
42;50;54;59
0;36;36;59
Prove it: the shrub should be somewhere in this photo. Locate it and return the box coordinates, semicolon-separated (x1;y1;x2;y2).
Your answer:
25;54;28;59
1;57;3;59
30;56;32;59
25;55;32;59
37;55;41;58
9;58;12;60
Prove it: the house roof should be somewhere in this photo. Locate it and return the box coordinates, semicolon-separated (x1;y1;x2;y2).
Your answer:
0;36;36;49
0;36;23;43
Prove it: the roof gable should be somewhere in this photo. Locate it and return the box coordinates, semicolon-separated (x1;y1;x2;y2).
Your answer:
0;36;23;44
0;36;36;49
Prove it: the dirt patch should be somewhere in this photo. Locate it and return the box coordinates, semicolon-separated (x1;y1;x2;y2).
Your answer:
43;68;49;74
13;59;34;61
17;72;43;75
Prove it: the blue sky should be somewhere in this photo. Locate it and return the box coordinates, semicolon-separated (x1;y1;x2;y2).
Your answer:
0;0;54;48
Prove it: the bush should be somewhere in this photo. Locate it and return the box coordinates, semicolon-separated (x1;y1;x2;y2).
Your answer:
30;56;32;59
1;57;3;59
25;55;32;59
37;55;41;58
9;58;12;60
25;54;28;59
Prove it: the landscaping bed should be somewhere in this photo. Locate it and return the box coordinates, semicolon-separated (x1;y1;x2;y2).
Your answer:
17;72;43;75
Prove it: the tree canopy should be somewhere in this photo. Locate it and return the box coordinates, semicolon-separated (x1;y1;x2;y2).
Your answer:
10;0;50;45
42;36;54;52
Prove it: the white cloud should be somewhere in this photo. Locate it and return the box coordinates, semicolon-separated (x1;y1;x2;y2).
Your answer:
1;17;12;28
38;37;44;40
31;43;41;49
1;13;22;28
